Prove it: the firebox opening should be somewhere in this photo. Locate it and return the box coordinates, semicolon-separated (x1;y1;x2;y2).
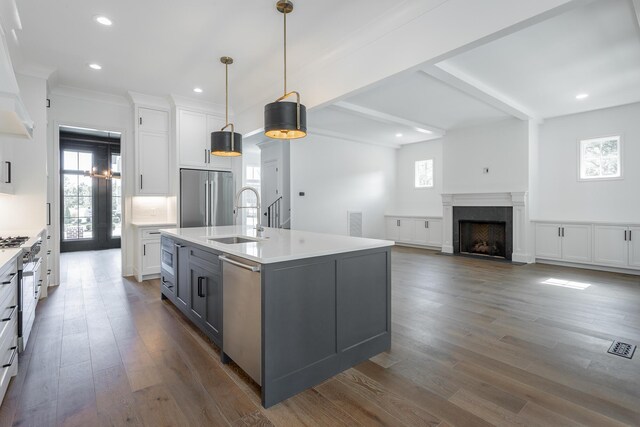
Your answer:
459;221;507;259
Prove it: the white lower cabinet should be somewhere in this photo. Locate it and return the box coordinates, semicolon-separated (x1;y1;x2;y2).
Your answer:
134;224;175;282
536;222;640;271
629;227;640;268
385;216;443;248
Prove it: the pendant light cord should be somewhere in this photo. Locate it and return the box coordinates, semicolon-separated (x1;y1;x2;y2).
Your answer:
225;62;229;125
283;9;287;96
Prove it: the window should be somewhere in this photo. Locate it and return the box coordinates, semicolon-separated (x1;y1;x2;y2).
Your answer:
579;136;622;180
244;165;261;227
414;159;434;188
62;150;93;241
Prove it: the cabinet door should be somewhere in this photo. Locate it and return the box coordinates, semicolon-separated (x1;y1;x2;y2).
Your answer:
139;108;169;133
0;143;14;195
426;219;443;247
535;223;562;260
203;271;222;339
413;219;429;245
138;132;169;195
188;261;208;322
386;218;400;241
142;240;161;275
594;225;628;267
398;219;414;243
628;227;640;269
207;114;232;170
561;224;592;263
179;110;208;168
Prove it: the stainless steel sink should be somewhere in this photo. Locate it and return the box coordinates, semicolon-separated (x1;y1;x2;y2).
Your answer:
208;236;260;245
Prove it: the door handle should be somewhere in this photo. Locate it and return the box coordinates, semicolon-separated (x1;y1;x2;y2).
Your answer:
630;230;632;241
3;347;17;368
397;220;400;227
1;305;17;322
625;230;628;241
558;227;561;237
197;277;205;297
143;244;146;256
47;202;51;225
140;174;143;190
4;161;10;184
561;227;565;237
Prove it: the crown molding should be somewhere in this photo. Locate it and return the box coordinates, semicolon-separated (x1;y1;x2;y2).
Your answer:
50;85;131;108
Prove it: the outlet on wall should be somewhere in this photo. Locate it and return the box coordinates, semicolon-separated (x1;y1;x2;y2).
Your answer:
482;167;489;174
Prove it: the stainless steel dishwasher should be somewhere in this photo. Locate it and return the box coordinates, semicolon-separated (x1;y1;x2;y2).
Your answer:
220;254;262;385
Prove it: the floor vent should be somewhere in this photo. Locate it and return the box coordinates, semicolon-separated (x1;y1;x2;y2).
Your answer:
607;341;636;359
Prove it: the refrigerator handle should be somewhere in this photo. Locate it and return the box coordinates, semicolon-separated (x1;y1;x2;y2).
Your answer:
210;178;216;226
204;180;209;226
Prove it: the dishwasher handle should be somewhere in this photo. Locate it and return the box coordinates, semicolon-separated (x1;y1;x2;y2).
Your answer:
219;255;261;272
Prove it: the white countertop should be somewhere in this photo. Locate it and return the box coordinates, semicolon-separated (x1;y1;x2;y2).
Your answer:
0;227;47;249
131;221;177;228
160;226;394;264
0;248;22;271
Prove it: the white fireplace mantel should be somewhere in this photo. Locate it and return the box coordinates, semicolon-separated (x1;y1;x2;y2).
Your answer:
441;192;530;263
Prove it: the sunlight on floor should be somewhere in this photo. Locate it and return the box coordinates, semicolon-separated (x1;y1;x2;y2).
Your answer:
541;277;591;290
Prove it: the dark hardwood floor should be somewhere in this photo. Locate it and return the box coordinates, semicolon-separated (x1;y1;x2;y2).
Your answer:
1;246;639;426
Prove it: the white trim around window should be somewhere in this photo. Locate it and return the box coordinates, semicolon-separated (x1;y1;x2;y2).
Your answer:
577;135;623;182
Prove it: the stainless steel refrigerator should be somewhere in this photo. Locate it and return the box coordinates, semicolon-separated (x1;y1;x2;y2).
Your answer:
180;169;234;228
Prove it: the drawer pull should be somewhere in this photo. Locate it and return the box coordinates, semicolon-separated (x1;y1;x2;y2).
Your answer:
2;306;16;322
148;231;161;235
3;347;17;368
2;273;16;285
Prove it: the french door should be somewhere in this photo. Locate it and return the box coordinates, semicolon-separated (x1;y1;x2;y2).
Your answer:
60;134;121;252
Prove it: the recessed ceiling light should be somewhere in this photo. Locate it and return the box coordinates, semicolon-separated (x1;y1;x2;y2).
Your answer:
576;93;589;100
395;133;403;137
88;63;102;70
94;16;112;26
193;87;203;93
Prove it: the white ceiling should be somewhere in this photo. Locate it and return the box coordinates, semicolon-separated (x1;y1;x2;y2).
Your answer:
13;0;404;108
435;0;640;119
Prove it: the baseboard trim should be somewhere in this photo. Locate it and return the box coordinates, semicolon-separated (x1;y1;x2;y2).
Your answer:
536;258;640;276
394;243;442;251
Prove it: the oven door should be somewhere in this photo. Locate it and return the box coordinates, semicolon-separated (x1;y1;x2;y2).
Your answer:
160;240;175;277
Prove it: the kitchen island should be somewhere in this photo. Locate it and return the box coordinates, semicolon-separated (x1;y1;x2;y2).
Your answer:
159;225;393;408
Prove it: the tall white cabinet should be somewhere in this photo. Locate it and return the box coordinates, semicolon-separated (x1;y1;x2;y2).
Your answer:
176;108;231;171
136;106;170;196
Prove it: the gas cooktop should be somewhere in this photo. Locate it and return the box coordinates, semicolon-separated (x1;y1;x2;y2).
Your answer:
0;236;29;249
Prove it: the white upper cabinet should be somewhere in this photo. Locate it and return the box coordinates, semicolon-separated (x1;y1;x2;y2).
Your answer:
136;107;170;196
177;109;233;171
0;142;14;195
178;109;208;169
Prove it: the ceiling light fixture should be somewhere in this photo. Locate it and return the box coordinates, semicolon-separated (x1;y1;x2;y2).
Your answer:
94;16;112;26
576;93;589;100
211;57;242;157
88;63;102;70
193;87;203;93
264;0;307;139
395;133;403;137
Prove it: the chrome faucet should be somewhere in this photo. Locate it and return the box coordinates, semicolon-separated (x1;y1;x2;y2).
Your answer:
235;186;264;234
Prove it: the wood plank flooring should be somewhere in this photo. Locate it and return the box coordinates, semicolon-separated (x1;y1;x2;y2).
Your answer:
1;246;639;426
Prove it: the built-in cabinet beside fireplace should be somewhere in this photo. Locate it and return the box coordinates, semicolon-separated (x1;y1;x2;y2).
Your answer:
535;221;640;271
385;215;443;248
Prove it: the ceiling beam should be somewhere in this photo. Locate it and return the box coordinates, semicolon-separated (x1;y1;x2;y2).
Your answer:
332;101;445;136
421;64;537;121
309;127;402;149
631;0;640;33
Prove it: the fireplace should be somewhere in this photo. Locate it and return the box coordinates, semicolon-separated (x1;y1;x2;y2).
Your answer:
459;221;507;258
452;206;513;260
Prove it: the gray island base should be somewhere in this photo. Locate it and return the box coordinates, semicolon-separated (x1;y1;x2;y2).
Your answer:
159;226;392;408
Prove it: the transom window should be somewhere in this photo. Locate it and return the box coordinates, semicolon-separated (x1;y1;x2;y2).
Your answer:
414;159;434;188
579;136;622;180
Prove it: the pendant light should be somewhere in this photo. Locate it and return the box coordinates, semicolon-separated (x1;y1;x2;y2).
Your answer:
211;56;242;156
264;0;307;139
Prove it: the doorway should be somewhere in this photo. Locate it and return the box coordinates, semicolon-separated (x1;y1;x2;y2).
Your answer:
59;127;122;252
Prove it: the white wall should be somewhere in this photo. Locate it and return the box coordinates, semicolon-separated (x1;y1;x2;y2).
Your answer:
534;102;640;222
48;88;137;273
443;118;529;193
290;135;396;239
0;74;48;231
393;139;443;216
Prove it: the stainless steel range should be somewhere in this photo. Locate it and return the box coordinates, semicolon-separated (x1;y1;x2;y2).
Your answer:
0;235;42;351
